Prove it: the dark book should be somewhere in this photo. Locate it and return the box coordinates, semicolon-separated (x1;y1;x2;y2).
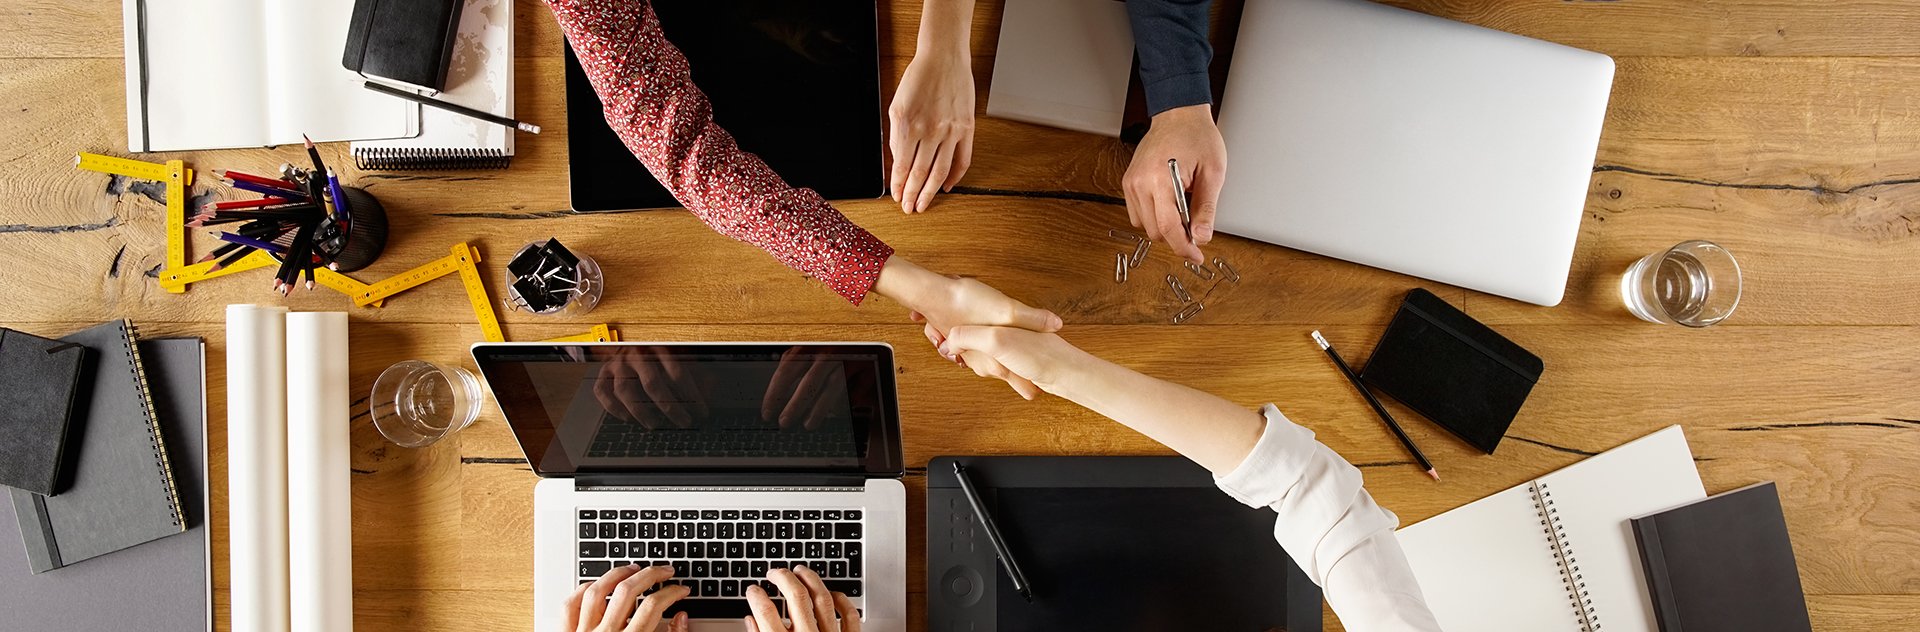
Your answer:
0;328;89;496
2;338;208;629
1360;288;1543;453
1631;482;1813;632
342;0;465;93
8;321;186;573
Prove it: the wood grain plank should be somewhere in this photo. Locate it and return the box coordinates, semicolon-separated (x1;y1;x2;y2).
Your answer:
13;0;1920;60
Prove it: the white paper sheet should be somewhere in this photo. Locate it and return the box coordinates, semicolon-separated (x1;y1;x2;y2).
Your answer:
286;312;352;632
227;305;290;632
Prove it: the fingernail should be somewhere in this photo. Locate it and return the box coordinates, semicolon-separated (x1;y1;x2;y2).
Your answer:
1047;314;1063;331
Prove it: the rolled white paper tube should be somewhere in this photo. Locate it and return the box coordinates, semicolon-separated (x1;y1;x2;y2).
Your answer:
286;312;352;632
228;305;290;632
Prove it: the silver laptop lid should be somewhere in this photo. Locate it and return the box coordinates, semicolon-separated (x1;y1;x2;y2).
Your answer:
471;342;904;481
1214;0;1614;306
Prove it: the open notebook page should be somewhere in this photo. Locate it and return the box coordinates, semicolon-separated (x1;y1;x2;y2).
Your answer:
1538;426;1704;632
130;1;270;151
124;0;415;152
265;0;416;145
1398;482;1586;631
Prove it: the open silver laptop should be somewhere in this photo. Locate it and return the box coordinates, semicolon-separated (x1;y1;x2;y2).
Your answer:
1214;0;1615;306
472;343;907;631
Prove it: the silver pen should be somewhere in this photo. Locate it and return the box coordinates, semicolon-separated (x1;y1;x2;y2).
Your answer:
1167;158;1192;241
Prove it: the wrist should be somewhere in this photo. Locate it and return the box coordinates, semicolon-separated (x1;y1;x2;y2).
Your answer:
915;0;974;58
872;255;954;315
1150;103;1213;127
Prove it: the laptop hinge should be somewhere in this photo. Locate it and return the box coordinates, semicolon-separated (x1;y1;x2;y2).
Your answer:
575;472;871;489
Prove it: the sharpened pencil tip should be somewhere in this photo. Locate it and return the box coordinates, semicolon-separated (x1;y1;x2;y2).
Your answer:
302;134;314;147
1426;469;1440;482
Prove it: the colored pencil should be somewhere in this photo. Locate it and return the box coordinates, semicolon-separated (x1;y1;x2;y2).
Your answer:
213;169;298;189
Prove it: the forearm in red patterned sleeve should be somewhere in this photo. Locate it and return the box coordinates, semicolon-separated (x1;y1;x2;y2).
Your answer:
545;0;895;304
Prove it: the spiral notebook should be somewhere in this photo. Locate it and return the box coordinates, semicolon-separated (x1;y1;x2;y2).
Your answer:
1396;426;1706;632
9;320;186;574
351;0;514;170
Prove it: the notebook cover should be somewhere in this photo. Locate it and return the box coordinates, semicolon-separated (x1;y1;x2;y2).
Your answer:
1360;288;1542;453
1;339;208;629
1631;482;1812;632
343;0;464;92
0;328;89;496
9;321;185;573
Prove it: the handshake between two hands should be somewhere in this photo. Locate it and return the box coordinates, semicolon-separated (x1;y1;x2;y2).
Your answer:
904;275;1080;401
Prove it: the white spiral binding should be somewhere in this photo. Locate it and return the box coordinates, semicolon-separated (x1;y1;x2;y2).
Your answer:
1531;481;1598;631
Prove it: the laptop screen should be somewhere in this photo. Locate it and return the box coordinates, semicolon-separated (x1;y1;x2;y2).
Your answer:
473;343;902;476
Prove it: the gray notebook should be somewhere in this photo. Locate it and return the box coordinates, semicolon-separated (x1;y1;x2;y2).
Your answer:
10;321;186;572
2;338;209;630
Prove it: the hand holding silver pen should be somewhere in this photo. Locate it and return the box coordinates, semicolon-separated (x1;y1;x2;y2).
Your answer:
1120;104;1228;264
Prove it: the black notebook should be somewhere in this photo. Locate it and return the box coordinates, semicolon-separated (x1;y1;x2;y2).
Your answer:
9;321;186;573
0;328;89;496
342;0;465;93
1361;288;1543;453
1631;482;1813;632
2;338;208;630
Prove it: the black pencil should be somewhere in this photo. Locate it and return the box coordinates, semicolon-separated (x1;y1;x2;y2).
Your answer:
361;80;541;134
1311;330;1439;481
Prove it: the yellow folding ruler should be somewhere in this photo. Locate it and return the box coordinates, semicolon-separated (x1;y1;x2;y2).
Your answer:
356;242;504;342
541;324;621;343
75;153;195;293
155;249;385;306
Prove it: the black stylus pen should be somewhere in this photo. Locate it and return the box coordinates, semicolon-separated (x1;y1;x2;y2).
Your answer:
1311;330;1440;481
952;462;1033;601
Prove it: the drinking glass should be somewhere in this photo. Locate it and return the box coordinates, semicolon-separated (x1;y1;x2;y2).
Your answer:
1620;240;1742;327
370;360;482;448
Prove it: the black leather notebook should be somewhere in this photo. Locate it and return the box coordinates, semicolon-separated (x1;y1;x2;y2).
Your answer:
342;0;465;93
9;321;186;573
2;338;208;629
1360;289;1542;453
1631;482;1813;632
0;328;89;496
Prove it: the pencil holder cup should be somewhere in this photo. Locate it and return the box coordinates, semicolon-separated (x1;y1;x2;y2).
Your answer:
314;186;388;273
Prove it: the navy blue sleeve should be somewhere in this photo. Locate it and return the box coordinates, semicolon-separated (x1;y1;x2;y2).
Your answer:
1127;0;1214;115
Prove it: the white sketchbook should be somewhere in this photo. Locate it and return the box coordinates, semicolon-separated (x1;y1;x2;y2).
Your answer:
121;0;419;152
1397;426;1707;632
350;0;516;170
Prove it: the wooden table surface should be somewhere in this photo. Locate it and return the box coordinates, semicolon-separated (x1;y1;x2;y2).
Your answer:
4;0;1918;629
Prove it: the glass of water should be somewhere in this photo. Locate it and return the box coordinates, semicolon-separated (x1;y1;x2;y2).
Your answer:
370;360;483;448
1620;240;1742;327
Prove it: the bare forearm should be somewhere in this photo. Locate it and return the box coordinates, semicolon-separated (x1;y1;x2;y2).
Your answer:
916;0;974;56
1049;349;1264;475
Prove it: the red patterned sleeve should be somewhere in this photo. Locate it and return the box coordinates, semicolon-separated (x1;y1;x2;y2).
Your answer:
546;0;895;304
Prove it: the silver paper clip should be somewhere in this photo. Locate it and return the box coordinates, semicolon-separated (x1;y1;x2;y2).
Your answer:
1165;274;1193;303
1212;256;1241;283
1108;228;1145;244
1184;260;1217;281
1130;239;1150;268
1114;253;1129;283
1172;302;1205;324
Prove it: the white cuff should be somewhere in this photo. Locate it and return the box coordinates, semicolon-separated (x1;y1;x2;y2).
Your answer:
1213;404;1318;509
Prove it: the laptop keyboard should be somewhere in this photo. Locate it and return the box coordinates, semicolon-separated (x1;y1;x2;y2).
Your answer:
577;507;865;619
587;422;860;459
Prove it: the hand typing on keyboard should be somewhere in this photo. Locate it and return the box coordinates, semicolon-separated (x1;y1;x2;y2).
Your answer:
742;565;862;632
566;564;691;632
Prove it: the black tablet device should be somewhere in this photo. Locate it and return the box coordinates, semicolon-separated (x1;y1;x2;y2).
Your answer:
926;456;1322;632
563;0;885;213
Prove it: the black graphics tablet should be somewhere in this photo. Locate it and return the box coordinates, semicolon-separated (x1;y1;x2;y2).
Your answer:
563;0;885;212
926;456;1322;632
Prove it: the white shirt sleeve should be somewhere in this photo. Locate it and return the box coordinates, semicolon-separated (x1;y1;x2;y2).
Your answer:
1214;404;1445;632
